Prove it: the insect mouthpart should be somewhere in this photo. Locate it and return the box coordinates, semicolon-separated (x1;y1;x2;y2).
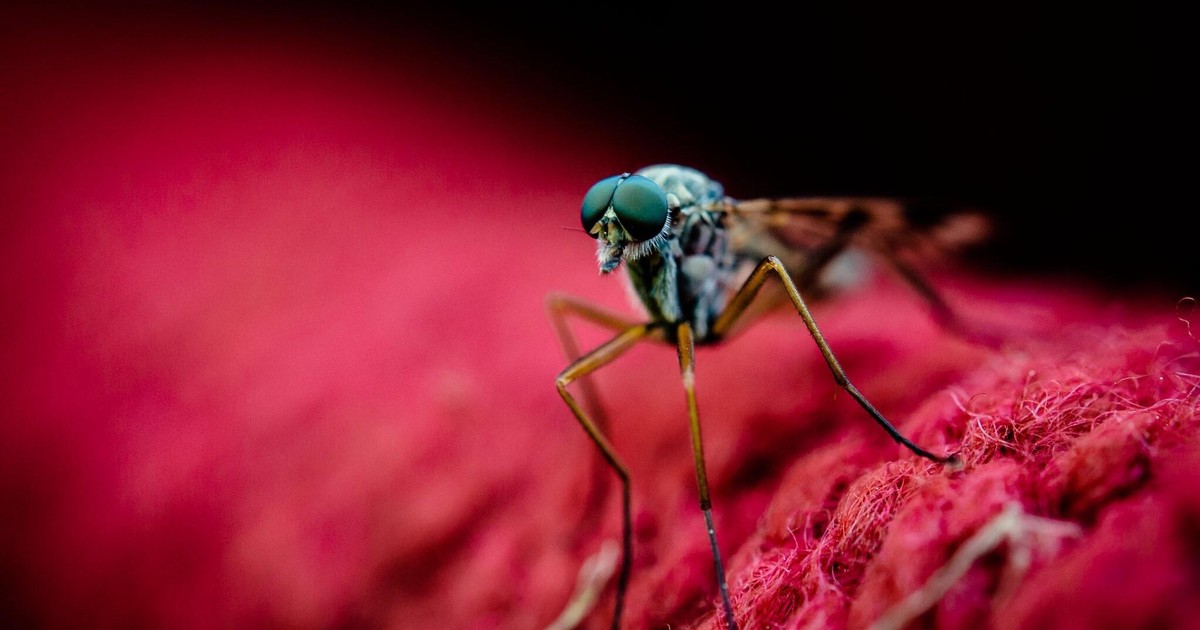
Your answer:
598;247;624;274
593;218;628;274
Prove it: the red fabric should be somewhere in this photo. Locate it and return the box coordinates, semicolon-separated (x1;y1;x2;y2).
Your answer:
4;9;1199;630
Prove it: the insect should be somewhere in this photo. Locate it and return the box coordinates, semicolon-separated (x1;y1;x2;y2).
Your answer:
548;164;977;629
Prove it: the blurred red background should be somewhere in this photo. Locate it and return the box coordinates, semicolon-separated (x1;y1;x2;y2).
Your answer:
2;4;1196;630
0;7;639;627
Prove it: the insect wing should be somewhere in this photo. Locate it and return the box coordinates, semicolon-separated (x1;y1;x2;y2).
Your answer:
726;196;989;286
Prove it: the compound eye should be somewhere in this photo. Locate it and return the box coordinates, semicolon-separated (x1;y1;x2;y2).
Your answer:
581;175;623;232
610;175;669;241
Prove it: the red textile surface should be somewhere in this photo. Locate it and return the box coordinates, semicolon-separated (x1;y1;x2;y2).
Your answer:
4;10;1199;630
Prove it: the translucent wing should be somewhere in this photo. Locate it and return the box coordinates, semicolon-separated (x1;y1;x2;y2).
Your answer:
718;196;991;335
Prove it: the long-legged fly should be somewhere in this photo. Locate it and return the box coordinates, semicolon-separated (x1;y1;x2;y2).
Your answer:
548;164;980;629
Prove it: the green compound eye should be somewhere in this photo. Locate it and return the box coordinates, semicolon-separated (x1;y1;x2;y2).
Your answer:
581;174;623;233
580;173;669;241
611;175;669;241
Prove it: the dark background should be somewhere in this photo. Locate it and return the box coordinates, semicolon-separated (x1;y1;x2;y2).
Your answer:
38;3;1198;297
321;3;1193;298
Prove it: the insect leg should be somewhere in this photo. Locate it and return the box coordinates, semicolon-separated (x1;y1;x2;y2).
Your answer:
555;323;661;630
546;293;642;541
546;292;640;428
711;256;958;465
877;249;1005;347
876;247;958;327
675;321;739;630
790;213;864;296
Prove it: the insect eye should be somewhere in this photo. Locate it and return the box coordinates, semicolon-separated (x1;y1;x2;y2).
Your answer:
612;175;669;241
581;175;623;233
580;174;670;241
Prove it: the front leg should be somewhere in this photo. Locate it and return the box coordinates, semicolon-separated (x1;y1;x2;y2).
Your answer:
554;322;662;630
546;293;644;539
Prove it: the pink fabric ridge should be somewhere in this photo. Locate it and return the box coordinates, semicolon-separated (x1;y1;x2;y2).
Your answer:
555;281;1200;630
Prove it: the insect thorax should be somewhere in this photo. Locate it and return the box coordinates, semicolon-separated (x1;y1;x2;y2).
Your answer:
623;165;743;342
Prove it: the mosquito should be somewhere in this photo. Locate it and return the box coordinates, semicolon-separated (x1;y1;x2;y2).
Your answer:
548;164;977;630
